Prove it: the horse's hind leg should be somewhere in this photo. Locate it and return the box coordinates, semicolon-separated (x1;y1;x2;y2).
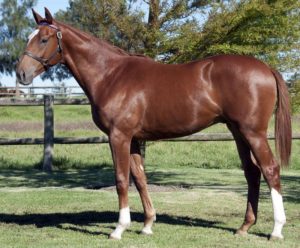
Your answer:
130;140;156;235
228;124;261;235
240;128;286;239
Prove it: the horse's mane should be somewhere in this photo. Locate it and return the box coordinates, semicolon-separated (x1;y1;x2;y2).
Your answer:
54;20;149;59
99;40;150;59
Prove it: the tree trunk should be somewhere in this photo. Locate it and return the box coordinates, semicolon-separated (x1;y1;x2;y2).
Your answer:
145;0;160;57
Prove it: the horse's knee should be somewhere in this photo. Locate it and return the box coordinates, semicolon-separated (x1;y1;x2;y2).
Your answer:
116;178;129;195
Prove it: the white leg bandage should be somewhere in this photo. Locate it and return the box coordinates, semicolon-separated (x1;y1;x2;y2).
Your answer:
271;188;286;239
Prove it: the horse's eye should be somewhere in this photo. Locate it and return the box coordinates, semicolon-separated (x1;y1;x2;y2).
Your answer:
41;38;48;44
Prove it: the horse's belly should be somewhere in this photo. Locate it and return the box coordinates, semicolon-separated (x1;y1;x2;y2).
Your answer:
136;105;220;140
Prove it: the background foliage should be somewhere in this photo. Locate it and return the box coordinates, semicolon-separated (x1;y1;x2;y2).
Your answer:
0;0;37;75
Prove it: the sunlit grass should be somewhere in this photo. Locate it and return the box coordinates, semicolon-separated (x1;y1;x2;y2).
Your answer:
0;106;299;247
0;168;299;248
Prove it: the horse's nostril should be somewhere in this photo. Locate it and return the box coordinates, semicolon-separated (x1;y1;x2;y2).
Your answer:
17;70;26;82
21;70;26;81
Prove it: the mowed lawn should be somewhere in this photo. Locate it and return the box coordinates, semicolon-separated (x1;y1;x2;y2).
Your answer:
0;168;299;248
0;106;299;247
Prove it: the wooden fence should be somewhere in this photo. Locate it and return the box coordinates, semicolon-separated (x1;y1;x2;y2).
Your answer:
1;95;299;172
0;86;84;98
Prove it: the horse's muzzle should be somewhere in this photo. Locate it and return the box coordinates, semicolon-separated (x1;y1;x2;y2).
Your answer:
16;69;33;85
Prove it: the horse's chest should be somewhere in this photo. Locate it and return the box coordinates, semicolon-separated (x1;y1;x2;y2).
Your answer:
91;106;111;134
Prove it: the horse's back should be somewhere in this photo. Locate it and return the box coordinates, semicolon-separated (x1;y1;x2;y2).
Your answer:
139;54;278;136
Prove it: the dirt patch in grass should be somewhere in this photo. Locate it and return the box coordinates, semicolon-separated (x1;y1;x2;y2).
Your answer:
55;122;98;131
88;184;188;192
0;122;43;132
0;121;97;132
0;184;187;193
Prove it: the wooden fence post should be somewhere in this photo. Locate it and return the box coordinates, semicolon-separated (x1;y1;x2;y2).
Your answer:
139;141;146;160
43;95;54;172
15;79;20;97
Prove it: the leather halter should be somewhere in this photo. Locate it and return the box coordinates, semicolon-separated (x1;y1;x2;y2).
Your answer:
23;23;63;70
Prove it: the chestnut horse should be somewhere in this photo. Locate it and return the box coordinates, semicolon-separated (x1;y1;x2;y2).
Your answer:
16;8;291;240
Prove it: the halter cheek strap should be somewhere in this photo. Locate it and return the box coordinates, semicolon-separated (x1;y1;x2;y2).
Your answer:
23;23;63;70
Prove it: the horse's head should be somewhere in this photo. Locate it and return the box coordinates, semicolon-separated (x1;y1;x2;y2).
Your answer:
16;8;63;85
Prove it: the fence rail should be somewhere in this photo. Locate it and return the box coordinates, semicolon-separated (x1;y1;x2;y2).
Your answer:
1;133;300;146
0;97;89;106
0;85;84;98
1;95;299;171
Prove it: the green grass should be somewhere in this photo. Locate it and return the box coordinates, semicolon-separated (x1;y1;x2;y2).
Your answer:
0;105;99;138
1;139;299;170
0;105;299;170
0;168;299;248
0;105;92;123
0;106;299;246
0;106;44;122
1;105;300;136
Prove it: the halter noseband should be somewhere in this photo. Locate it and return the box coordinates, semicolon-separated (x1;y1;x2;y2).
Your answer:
23;23;63;70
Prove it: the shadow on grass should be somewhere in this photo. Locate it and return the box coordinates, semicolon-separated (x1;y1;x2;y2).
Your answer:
281;175;300;204
0;162;115;189
0;210;237;237
0;164;247;194
0;159;299;204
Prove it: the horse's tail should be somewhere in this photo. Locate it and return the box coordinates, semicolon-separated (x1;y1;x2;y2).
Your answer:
272;69;292;167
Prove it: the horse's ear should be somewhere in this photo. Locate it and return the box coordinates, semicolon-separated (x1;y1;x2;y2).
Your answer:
44;7;53;24
32;8;43;24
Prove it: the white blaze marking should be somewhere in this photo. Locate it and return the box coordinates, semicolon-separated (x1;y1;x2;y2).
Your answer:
27;29;39;44
271;188;286;239
140;164;144;171
110;207;131;239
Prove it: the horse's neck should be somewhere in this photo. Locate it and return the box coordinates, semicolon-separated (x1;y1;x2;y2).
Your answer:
58;22;126;99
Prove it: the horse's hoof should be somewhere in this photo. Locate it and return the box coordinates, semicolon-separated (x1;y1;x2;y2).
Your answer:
235;229;248;236
269;234;284;241
141;227;153;235
109;233;122;240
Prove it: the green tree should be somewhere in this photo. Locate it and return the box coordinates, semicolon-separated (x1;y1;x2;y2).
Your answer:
43;0;210;80
50;0;299;79
172;0;300;73
54;0;207;58
0;0;37;75
289;73;300;113
1;0;299;84
42;0;145;81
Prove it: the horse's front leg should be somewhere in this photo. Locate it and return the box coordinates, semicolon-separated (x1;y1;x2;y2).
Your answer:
130;140;156;235
109;130;131;240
